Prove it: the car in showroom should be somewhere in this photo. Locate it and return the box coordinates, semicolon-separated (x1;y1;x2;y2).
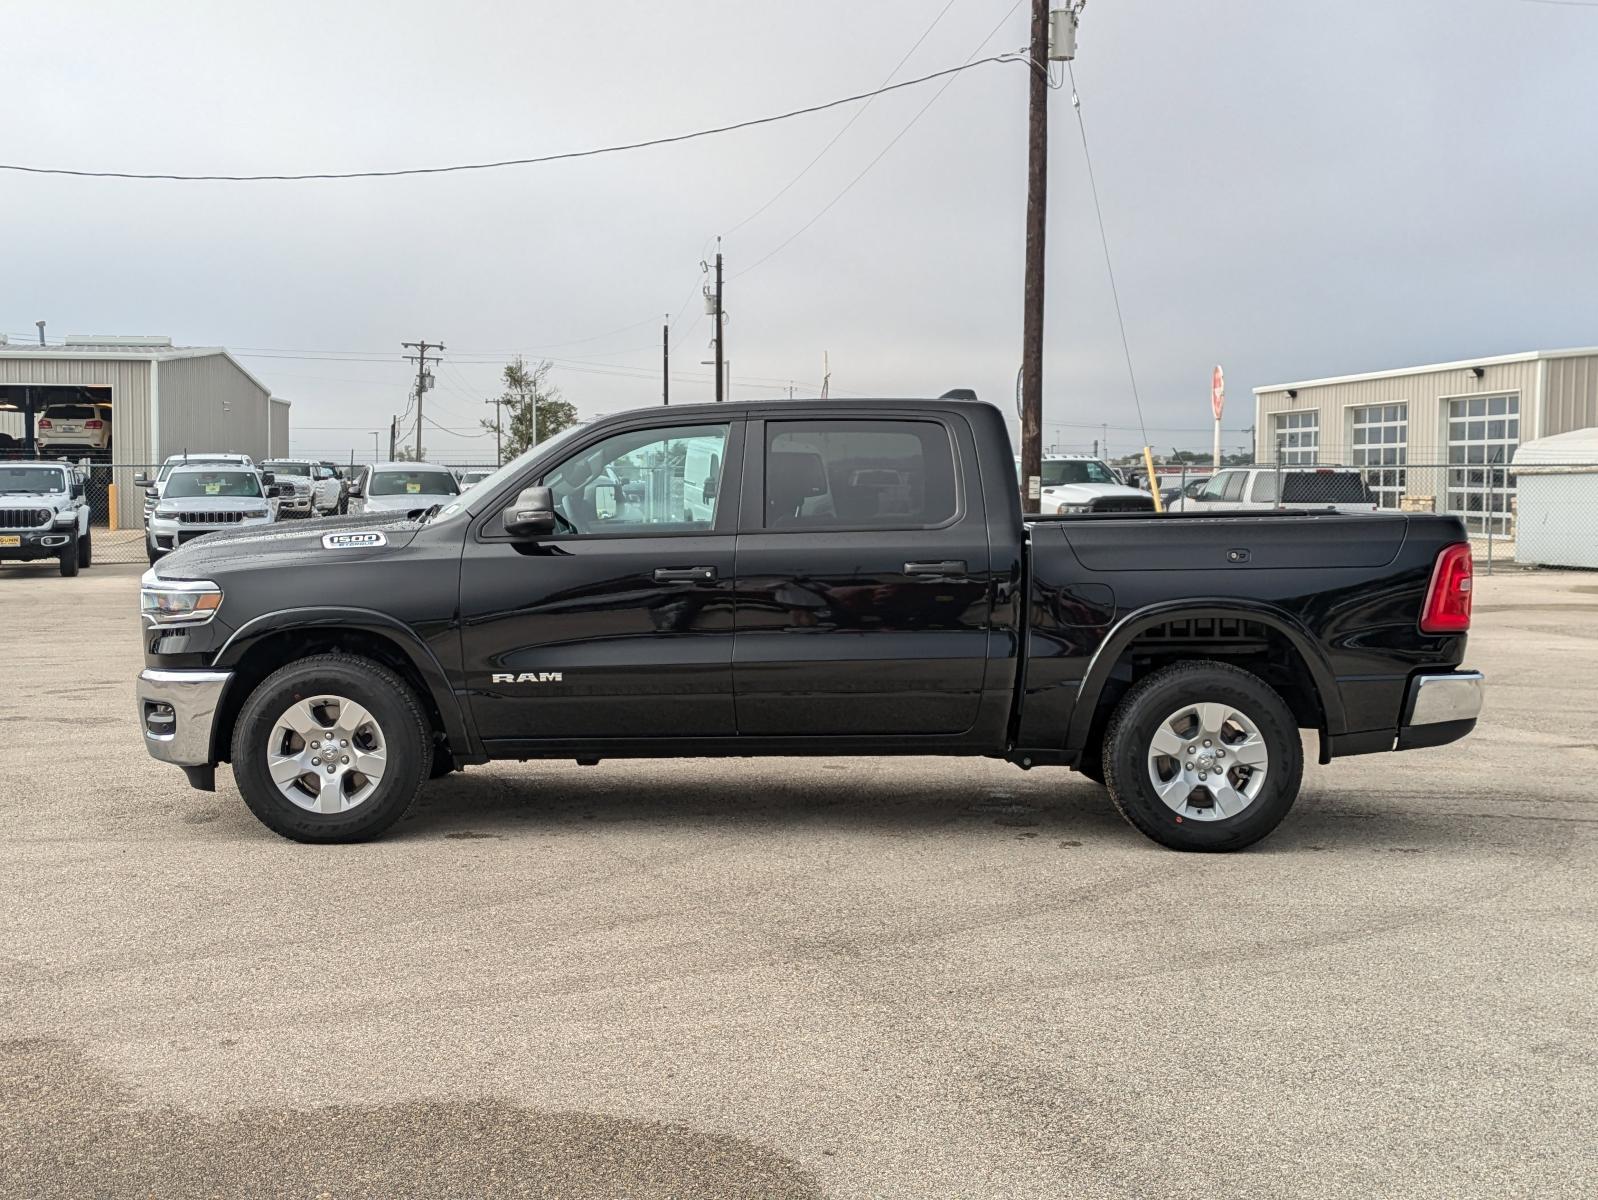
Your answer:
146;463;278;562
35;399;113;454
349;462;462;514
0;460;93;575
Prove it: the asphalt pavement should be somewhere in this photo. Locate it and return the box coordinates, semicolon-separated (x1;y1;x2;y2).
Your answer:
0;561;1593;1198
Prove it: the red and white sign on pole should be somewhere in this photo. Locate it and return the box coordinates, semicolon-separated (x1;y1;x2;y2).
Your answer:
1211;365;1225;469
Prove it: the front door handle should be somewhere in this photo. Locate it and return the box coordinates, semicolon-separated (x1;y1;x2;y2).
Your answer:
653;566;718;583
904;560;967;576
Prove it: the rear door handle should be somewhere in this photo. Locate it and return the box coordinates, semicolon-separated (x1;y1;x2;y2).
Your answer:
653;566;718;583
903;560;967;576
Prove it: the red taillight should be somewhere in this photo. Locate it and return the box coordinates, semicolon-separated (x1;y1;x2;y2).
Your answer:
37;418;52;429
1421;543;1473;633
84;419;103;429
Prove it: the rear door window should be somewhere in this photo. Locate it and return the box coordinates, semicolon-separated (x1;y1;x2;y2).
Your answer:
1250;473;1278;503
1219;471;1247;502
764;420;957;529
1282;472;1373;504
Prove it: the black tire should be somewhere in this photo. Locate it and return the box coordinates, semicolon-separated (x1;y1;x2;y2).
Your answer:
1102;661;1302;852
79;530;92;569
230;653;432;843
57;536;79;577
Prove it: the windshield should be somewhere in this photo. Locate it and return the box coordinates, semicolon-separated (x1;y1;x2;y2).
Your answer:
434;423;592;521
0;466;67;494
370;469;460;498
164;470;263;499
1042;459;1119;487
264;461;310;477
160;457;243;483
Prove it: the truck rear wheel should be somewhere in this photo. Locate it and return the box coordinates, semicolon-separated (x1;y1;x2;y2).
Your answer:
1102;661;1302;852
230;654;432;843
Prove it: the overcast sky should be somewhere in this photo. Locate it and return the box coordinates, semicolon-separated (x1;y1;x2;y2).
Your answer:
8;0;1597;463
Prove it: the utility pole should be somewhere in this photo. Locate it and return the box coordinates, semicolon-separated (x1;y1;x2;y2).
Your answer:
713;243;725;403
388;416;397;461
1018;0;1051;514
401;340;443;459
371;431;380;462
484;397;506;464
662;313;670;406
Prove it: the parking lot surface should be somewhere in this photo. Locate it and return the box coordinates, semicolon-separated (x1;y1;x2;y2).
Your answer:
1;561;1594;1198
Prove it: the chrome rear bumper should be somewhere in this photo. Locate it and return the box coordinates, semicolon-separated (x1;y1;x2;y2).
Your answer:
1405;671;1484;726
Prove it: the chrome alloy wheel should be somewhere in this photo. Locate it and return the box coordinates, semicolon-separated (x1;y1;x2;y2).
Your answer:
1146;701;1270;822
266;695;387;813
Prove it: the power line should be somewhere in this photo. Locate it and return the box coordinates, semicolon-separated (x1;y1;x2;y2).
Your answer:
722;0;962;240
1066;61;1148;448
733;0;1025;281
0;58;1026;183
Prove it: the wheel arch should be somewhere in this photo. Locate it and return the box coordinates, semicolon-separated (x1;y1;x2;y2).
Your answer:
1065;599;1345;760
210;608;477;765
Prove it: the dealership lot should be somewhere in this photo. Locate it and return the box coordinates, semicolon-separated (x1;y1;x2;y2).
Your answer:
1;563;1594;1198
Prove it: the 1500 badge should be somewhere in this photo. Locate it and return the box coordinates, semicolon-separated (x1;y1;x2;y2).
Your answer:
322;531;388;549
492;672;564;684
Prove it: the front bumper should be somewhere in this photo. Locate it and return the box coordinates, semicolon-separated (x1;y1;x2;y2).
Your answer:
0;528;76;558
148;516;270;552
1397;670;1484;751
136;668;231;768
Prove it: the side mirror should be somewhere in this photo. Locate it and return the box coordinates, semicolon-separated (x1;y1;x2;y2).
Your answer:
261;472;275;485
502;485;557;538
348;479;364;497
267;484;286;498
133;473;151;487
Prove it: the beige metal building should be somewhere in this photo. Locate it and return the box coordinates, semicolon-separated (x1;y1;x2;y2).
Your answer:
0;335;289;525
1254;347;1598;531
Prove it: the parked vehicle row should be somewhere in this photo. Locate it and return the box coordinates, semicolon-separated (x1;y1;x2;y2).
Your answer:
0;460;94;575
145;463;284;562
136;397;1481;853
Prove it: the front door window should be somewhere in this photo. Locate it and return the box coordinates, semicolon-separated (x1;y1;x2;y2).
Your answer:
543;424;729;535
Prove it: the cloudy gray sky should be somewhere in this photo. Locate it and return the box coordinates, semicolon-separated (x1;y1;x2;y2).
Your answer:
8;0;1597;462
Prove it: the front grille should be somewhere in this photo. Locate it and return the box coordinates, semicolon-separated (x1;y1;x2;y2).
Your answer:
0;507;51;530
1091;496;1155;513
176;511;249;525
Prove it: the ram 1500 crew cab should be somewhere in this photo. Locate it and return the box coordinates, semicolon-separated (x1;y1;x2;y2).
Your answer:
135;398;1482;851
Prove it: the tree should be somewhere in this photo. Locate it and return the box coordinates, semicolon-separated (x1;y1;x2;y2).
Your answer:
391;443;425;462
483;357;577;460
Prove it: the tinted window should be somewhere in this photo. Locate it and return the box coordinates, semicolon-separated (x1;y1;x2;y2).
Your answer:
542;423;728;534
264;461;310;477
44;404;97;419
370;470;460;498
1282;472;1374;504
765;420;956;529
165;471;263;499
1221;471;1247;501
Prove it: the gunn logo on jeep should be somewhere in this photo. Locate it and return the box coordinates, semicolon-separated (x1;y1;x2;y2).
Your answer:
491;672;564;684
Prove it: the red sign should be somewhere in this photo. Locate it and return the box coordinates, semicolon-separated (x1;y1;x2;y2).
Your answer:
1211;365;1225;420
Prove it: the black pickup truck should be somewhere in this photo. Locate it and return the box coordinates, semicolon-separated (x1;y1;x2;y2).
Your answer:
136;397;1482;851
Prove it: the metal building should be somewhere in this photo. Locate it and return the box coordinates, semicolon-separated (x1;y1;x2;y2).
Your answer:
0;335;288;526
1254;347;1598;531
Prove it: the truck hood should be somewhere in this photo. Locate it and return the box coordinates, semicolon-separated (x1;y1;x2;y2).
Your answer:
150;511;428;580
1039;481;1150;504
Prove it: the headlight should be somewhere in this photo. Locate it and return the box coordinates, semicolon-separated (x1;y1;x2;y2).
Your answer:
154;505;179;519
1055;503;1093;515
53;510;77;527
245;508;269;519
139;577;224;626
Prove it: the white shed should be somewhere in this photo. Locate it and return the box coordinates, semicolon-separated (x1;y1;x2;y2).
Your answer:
1512;428;1598;569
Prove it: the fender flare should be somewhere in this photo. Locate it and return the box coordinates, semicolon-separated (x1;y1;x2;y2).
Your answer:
214;606;478;758
1064;598;1346;754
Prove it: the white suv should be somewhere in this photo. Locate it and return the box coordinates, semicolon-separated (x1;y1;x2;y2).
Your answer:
1169;466;1378;513
36;401;113;453
137;453;255;527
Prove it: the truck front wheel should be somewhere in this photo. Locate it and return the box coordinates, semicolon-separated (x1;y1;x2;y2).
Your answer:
1102;661;1302;852
230;654;432;843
